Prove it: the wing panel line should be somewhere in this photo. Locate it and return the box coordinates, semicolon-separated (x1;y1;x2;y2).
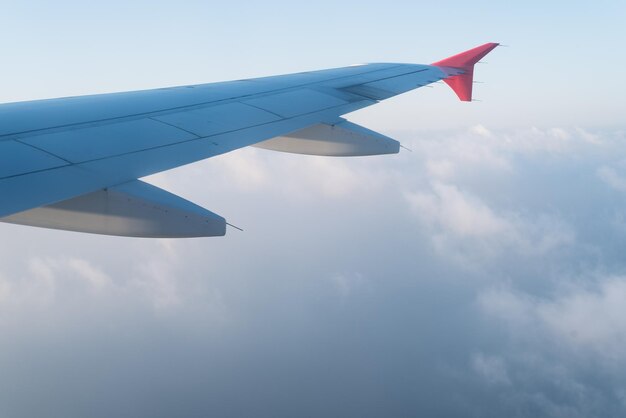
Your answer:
0;99;374;181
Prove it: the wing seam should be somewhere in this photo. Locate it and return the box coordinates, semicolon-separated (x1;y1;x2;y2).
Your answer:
13;139;73;165
0;100;374;181
147;117;203;139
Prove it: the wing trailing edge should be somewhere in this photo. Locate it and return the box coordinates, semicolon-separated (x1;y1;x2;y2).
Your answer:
432;42;500;102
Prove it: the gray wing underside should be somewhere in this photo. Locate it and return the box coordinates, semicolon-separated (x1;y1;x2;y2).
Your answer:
0;62;451;230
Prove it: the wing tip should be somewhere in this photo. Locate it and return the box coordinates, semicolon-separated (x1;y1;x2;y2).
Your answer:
431;43;500;102
431;42;500;68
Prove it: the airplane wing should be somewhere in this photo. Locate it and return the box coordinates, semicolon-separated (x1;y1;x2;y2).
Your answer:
0;42;499;237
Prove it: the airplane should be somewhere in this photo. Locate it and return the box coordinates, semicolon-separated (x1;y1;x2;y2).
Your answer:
0;42;499;238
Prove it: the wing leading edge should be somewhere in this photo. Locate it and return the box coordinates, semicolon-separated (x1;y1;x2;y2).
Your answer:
0;43;499;237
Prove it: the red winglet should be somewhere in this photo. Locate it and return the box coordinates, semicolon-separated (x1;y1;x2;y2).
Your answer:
432;43;499;102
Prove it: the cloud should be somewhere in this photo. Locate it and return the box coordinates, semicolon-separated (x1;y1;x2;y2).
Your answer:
65;258;112;290
497;126;595;154
480;277;626;363
598;165;626;192
470;124;494;138
412;125;512;176
128;240;183;311
539;278;626;357
1;125;625;417
406;182;513;239
405;181;574;266
0;256;112;312
147;146;393;203
474;277;626;417
414;126;606;168
471;353;511;385
329;272;370;298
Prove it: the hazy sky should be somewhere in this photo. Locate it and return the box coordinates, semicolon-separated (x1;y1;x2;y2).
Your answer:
1;1;626;417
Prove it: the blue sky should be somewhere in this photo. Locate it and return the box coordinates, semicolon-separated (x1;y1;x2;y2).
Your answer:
2;1;625;128
2;1;626;417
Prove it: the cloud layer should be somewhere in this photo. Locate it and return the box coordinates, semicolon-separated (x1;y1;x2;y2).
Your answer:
1;125;626;417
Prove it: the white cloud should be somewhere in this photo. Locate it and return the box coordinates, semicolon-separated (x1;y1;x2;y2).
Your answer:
470;124;494;138
0;242;194;314
425;159;455;181
29;256;113;293
15;257;60;308
0;256;114;313
598;165;626;192
539;278;626;357
147;145;393;203
210;148;272;191
478;286;536;327
65;258;111;290
329;272;369;298
575;127;602;145
402;126;607;206
406;182;511;239
499;127;579;154
409;126;606;181
405;182;574;265
0;125;623;417
416;126;512;174
471;353;510;385
128;240;183;311
479;277;626;363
